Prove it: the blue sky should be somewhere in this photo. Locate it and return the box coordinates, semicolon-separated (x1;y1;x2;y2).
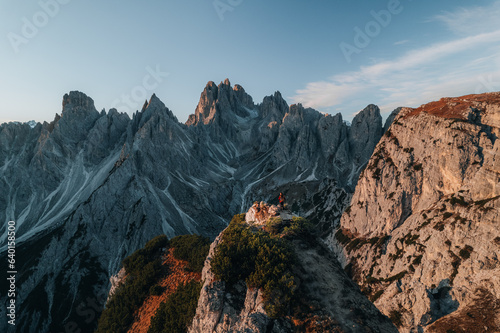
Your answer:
1;0;499;124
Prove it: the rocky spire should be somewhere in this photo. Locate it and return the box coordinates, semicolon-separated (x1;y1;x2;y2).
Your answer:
137;94;178;128
260;91;288;119
348;104;383;165
62;91;96;112
186;81;219;126
186;79;254;127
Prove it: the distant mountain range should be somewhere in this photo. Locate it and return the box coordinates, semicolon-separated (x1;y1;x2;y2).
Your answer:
0;79;387;332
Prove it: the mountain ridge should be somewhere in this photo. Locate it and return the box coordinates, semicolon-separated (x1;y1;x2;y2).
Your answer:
0;79;386;332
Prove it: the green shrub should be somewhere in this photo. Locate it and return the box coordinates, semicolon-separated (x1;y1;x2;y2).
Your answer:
412;255;423;266
365;276;380;284
150;284;164;296
346;238;363;252
282;217;312;239
335;228;351;245
474;195;500;207
96;232;209;333
123;235;168;274
148;280;202;333
450;195;468;207
370;290;384;302
458;245;473;260
96;235;168;332
434;222;445;231
96;259;164;332
389;310;403;327
145;235;169;253
443;212;453;220
211;214;297;317
210;215;256;286
449;251;462;285
265;217;283;235
384;271;407;283
403;233;420;245
170;235;210;273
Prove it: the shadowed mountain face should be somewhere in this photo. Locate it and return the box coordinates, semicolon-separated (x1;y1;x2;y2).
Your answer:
0;80;384;332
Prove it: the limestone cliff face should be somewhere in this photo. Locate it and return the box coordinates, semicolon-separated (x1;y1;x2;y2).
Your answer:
329;93;500;332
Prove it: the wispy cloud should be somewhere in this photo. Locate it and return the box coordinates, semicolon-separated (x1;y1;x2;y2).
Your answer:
433;1;500;35
292;2;500;119
291;29;500;118
393;40;409;45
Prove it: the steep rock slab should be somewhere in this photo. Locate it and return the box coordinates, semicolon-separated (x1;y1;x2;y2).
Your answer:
329;92;500;332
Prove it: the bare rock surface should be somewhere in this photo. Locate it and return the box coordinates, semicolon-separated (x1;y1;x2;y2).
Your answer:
328;92;500;332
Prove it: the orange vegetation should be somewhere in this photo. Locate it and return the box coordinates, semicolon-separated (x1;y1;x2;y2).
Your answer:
404;92;500;120
127;248;201;333
291;315;344;332
427;288;500;333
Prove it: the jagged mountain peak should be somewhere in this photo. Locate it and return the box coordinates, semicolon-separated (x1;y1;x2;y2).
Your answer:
62;90;96;112
259;91;288;119
354;104;381;120
136;94;178;128
186;79;254;127
348;104;383;165
145;93;168;111
233;83;244;92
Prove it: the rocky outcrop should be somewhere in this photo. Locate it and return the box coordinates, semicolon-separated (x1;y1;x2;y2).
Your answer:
245;202;281;225
107;268;126;302
329;92;500;332
348;104;383;166
189;209;398;333
189;232;289;333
